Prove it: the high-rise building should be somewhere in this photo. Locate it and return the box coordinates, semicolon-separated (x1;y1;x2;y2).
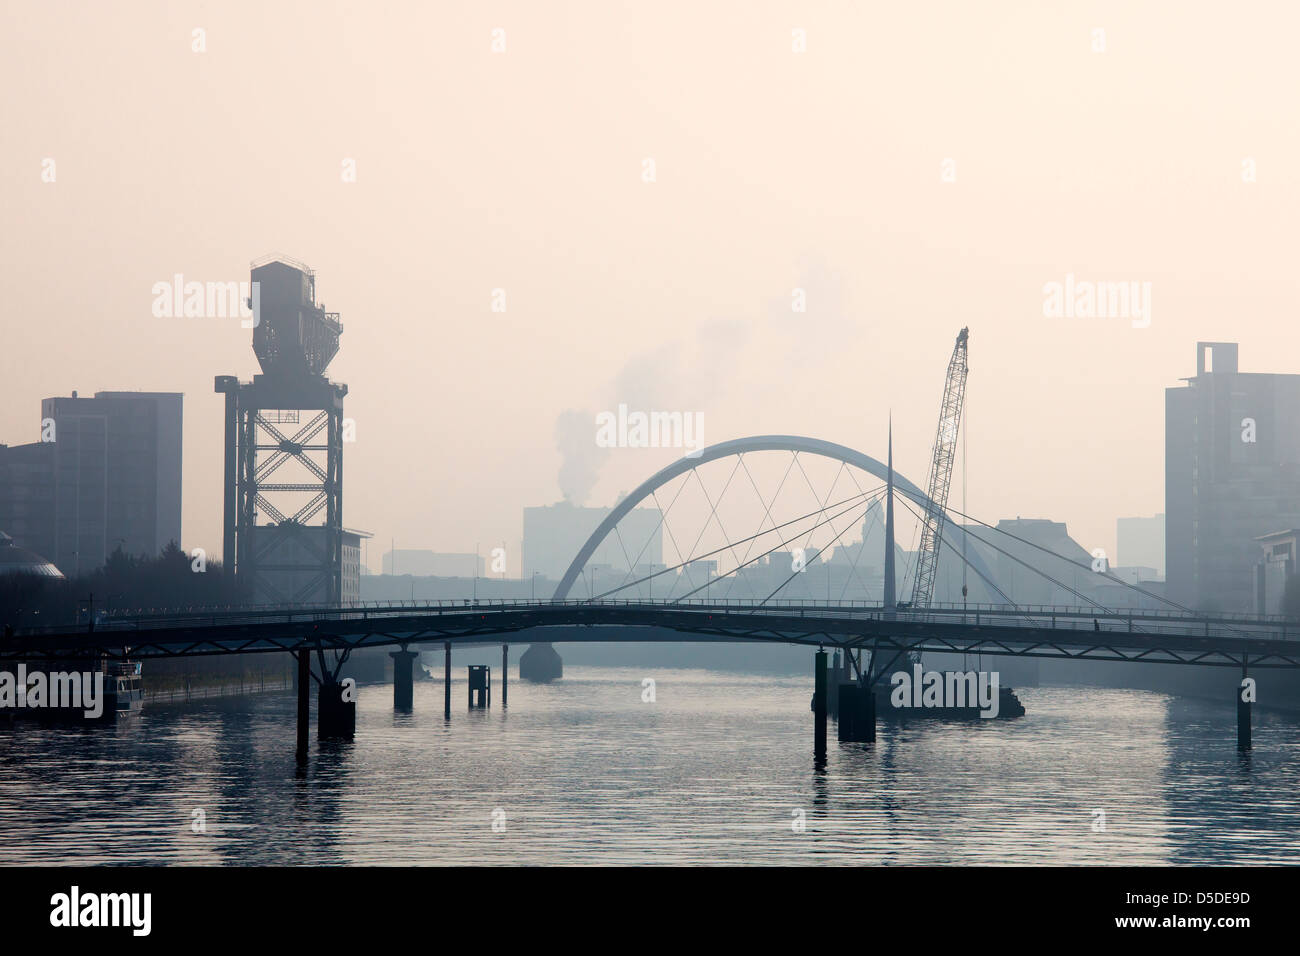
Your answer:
46;391;183;576
0;391;182;577
0;440;56;563
1117;514;1165;578
1166;343;1300;613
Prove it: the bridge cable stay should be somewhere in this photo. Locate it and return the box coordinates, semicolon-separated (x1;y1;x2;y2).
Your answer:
896;494;1116;618
652;487;703;599
913;496;1255;642
929;499;1253;637
655;489;885;605
742;450;883;602
935;501;1180;613
603;463;702;601
581;484;884;602
759;484;889;607
892;493;1032;624
585;485;885;604
725;453;803;601
782;456;859;603
677;460;747;593
790;456;850;601
704;457;774;603
835;470;891;602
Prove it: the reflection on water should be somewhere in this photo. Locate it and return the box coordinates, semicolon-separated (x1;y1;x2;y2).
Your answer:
1;667;1297;865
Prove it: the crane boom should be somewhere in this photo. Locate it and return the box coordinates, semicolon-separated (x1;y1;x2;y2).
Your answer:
911;327;969;608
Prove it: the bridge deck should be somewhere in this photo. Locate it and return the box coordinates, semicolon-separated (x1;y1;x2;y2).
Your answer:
3;601;1297;670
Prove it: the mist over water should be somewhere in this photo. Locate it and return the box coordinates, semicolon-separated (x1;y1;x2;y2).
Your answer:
1;667;1296;866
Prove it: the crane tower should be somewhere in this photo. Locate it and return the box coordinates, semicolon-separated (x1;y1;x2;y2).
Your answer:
911;327;969;608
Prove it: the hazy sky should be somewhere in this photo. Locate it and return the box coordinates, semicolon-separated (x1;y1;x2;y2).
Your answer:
3;1;1297;573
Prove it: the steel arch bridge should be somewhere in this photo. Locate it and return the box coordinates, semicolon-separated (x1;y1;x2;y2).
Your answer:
551;434;999;606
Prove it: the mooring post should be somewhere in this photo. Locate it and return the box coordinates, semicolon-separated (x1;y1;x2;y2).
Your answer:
444;641;452;719
837;682;855;741
1238;659;1252;751
814;649;828;760
829;650;841;719
296;649;310;755
391;646;416;711
866;687;879;742
502;644;508;708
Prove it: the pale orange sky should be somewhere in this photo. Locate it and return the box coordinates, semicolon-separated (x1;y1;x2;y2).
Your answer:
2;1;1297;572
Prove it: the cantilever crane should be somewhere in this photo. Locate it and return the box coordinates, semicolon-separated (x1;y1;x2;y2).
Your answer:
911;327;969;608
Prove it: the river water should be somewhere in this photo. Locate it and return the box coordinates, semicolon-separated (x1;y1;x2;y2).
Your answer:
1;666;1297;865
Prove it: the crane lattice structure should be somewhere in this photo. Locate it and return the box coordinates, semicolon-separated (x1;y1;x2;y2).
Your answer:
911;327;969;608
215;257;348;606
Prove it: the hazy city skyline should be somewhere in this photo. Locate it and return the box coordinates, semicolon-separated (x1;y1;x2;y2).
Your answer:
4;2;1297;574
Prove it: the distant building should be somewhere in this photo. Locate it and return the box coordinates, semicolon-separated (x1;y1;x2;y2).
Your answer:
1117;514;1164;578
986;518;1098;607
251;527;366;605
1254;529;1299;616
523;501;662;586
1166;343;1300;613
0;441;55;564
382;549;483;578
1109;566;1162;586
0;390;182;577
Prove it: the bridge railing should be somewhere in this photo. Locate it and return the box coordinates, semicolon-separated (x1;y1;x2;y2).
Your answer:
10;597;1297;647
69;594;1297;622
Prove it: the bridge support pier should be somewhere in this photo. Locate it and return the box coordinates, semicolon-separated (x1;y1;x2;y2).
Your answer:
444;641;452;720
391;648;417;711
1238;668;1252;751
837;683;876;742
502;644;508;708
296;649;310;755
520;643;563;683
814;650;828;761
318;680;356;738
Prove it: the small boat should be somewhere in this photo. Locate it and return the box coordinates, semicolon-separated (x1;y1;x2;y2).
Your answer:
1;659;143;723
104;660;144;720
874;681;1025;720
814;676;1026;721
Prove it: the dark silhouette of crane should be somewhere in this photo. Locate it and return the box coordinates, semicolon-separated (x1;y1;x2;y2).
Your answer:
911;328;969;608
